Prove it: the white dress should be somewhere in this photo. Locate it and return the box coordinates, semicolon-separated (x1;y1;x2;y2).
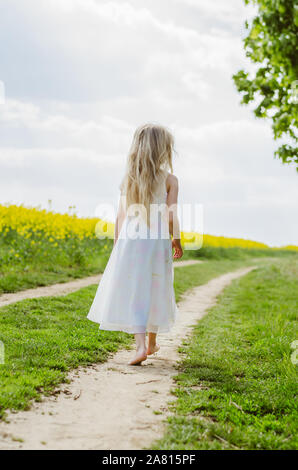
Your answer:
87;169;178;334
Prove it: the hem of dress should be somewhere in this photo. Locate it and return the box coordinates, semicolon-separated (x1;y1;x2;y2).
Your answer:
87;317;176;334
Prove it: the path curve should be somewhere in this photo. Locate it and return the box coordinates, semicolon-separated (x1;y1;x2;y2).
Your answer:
0;259;202;308
0;265;255;450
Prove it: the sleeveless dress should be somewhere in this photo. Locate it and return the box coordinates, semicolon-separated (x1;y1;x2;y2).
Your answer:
87;169;179;334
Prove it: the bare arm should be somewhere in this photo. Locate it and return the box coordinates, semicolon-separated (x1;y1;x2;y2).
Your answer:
166;174;183;259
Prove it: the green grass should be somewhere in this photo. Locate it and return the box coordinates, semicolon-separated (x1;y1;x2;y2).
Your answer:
0;258;253;420
153;258;298;450
0;257;107;295
0;234;113;294
189;246;298;261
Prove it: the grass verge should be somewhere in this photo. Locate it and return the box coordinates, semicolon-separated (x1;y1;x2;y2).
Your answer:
0;237;113;294
153;258;298;450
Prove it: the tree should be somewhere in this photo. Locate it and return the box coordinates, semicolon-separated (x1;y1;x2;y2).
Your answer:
233;0;298;169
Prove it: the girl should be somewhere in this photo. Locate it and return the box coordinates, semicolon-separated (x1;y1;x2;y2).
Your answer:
87;123;183;365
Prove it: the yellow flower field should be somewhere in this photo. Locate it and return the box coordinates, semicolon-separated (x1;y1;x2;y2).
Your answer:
0;204;296;251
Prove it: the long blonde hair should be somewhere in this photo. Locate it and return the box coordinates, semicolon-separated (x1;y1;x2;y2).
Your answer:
121;123;174;225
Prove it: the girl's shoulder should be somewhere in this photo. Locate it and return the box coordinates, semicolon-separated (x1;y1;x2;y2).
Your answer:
165;172;178;192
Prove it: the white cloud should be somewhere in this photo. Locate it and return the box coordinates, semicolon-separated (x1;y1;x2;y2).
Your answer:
0;99;133;153
48;0;200;42
0;147;126;215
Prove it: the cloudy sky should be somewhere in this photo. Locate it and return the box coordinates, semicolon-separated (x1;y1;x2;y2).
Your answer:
0;0;297;246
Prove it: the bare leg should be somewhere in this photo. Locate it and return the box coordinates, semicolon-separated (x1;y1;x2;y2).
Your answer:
128;333;147;365
147;332;160;355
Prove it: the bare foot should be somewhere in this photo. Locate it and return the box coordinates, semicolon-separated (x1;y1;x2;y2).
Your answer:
147;344;160;356
128;349;147;366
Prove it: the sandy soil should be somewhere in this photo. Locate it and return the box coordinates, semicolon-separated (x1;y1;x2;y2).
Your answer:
0;259;201;308
0;265;254;450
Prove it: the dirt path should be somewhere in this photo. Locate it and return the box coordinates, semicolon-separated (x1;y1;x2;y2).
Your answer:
0;266;255;450
0;259;202;308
